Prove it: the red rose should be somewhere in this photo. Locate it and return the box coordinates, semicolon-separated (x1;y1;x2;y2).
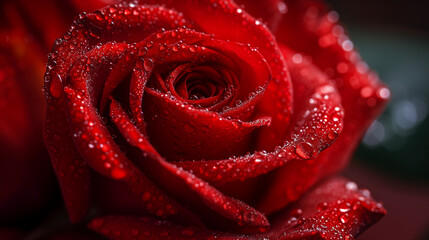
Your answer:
43;0;388;239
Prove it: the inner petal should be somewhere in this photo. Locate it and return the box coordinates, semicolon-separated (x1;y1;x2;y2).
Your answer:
164;64;238;110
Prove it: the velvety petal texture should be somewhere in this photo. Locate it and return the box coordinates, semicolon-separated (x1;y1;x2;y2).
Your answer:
42;0;388;239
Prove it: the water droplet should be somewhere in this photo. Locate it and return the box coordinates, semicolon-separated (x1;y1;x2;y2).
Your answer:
327;131;338;140
331;112;341;122
345;181;358;191
292;53;303;64
290;208;303;217
277;2;288;14
143;58;154;72
342;40;354;51
339;213;349;223
345;234;355;240
377;87;390;99
50;74;63;98
109;7;117;14
317;201;328;212
295;142;313;159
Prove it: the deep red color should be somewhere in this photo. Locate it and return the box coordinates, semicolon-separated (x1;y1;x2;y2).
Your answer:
43;0;389;239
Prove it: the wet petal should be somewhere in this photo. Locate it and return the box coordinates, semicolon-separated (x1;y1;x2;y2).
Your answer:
234;0;286;31
176;48;343;185
142;0;293;152
265;177;386;239
260;0;390;213
64;87;193;219
110;99;269;230
88;215;250;240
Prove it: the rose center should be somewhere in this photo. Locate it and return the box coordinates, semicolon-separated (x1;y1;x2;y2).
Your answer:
162;64;239;110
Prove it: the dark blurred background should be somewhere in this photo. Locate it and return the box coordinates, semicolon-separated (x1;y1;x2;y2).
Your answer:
326;0;429;239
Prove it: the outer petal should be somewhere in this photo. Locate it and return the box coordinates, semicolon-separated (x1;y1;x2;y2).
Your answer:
266;177;386;239
89;215;250;240
88;177;385;239
43;3;196;222
175;48;344;185
234;0;286;31
259;0;390;213
110;99;269;231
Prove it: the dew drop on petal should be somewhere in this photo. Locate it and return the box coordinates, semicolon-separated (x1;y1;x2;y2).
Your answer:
339;213;349;223
317;201;328;212
345;181;358;191
143;58;154;72
345;234;356;240
377;87;390;99
295;142;313;159
50;74;63;98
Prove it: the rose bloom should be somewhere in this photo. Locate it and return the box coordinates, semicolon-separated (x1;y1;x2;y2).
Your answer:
43;0;389;239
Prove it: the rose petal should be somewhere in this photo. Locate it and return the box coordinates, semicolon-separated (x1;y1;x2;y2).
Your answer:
88;215;249;240
133;29;272;161
43;4;200;222
175;48;343;185
265;177;386;239
234;0;286;31
110;99;269;230
88;177;385;239
142;0;293;152
44;4;194;102
63;87;193;219
257;46;346;213
259;0;390;214
44;100;92;223
137;29;271;118
144;88;271;161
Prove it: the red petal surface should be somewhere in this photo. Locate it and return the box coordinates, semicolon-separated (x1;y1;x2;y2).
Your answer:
132;29;272;161
44;99;92;223
266;177;386;239
234;0;286;31
141;0;293;151
258;0;390;214
43;4;199;222
88;177;385;239
176;48;343;184
64;88;191;219
41;0;388;237
89;215;249;240
144;88;270;161
110;99;269;230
